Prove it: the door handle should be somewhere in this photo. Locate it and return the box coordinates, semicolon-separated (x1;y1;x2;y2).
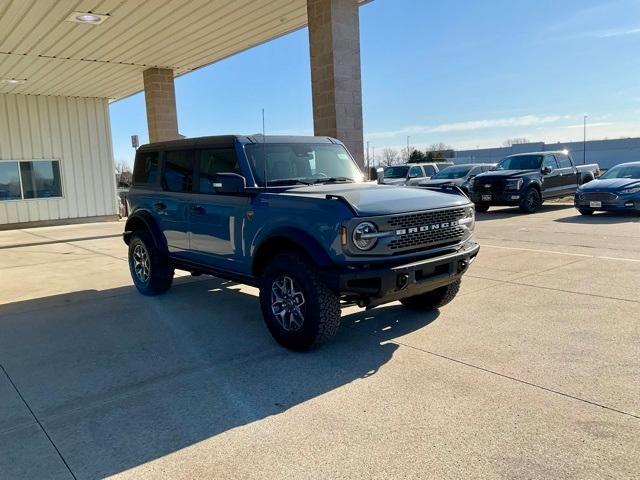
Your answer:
153;202;166;211
190;205;205;215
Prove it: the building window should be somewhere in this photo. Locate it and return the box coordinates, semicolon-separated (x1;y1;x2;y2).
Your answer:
0;162;22;200
20;161;63;198
0;160;63;201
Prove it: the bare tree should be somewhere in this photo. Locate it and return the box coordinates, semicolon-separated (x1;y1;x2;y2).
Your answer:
502;137;529;147
428;142;451;152
380;147;400;166
115;160;131;175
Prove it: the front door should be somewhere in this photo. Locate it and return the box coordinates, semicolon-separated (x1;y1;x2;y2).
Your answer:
187;148;249;271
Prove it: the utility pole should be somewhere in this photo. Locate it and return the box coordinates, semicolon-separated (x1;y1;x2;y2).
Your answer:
366;141;370;178
583;115;588;164
406;136;410;162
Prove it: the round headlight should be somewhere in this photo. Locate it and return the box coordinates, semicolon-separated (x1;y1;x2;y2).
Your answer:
352;222;378;250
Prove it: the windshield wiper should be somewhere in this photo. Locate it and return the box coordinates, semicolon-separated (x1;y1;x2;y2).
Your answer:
309;176;354;184
266;179;313;186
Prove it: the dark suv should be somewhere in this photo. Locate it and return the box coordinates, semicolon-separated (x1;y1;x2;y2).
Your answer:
124;135;479;350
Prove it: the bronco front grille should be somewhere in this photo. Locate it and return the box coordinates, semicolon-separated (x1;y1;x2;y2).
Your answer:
387;207;466;229
388;226;466;250
383;207;468;251
580;192;617;201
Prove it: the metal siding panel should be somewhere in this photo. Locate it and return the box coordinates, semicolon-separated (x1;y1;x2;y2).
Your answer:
47;96;68;220
54;95;79;219
69;98;90;217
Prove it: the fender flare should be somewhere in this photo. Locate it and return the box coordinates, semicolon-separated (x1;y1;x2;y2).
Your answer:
123;210;167;252
252;226;335;274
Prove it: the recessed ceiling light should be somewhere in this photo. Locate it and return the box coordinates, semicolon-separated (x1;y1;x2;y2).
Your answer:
1;78;26;85
66;11;110;25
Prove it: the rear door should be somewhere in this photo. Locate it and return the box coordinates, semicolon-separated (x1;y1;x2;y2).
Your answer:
541;154;562;198
156;149;194;256
556;153;579;194
187;147;250;272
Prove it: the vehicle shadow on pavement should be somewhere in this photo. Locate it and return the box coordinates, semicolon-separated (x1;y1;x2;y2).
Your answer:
474;204;572;220
554;211;640;224
0;277;438;479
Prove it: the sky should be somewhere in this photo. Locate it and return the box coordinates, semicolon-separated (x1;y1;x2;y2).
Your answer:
109;0;640;166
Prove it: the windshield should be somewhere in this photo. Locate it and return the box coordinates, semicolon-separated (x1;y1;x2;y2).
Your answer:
599;164;640;180
245;143;363;186
431;166;472;179
496;155;543;170
384;166;409;178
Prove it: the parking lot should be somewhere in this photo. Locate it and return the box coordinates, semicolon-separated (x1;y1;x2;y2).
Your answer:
1;205;638;479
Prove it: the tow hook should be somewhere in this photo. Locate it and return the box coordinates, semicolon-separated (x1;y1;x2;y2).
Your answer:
396;274;409;290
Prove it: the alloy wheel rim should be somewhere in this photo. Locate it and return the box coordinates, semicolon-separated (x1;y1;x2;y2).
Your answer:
271;275;306;331
132;244;151;283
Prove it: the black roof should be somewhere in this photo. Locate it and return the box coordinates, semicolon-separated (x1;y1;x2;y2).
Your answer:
137;135;338;151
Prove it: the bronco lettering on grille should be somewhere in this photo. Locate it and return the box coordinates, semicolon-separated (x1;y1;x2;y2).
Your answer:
395;220;459;236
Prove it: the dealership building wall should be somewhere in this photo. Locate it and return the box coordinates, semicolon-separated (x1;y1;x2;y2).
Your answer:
0;94;117;227
454;137;640;169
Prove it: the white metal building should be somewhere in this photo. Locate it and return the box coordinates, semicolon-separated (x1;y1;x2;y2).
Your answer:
0;0;369;229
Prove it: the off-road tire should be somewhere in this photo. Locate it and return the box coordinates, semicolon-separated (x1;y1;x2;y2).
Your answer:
519;187;542;213
400;279;461;311
259;252;341;351
578;208;595;216
474;204;490;213
128;230;174;296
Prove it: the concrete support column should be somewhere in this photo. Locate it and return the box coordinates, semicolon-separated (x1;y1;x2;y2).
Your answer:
307;0;365;168
142;67;179;143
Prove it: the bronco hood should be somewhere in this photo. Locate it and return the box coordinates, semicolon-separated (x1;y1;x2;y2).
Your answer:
285;183;470;216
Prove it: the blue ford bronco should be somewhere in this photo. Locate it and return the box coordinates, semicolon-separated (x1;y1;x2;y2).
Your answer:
124;135;479;350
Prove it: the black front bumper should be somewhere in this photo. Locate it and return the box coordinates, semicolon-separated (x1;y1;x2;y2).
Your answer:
322;241;480;307
471;190;523;206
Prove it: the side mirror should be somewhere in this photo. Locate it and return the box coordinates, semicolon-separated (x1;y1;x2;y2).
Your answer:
542;165;553;175
376;168;384;184
468;174;476;179
214;173;246;193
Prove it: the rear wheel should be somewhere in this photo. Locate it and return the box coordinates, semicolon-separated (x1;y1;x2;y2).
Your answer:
474;204;490;213
128;230;174;295
578;208;595;216
259;252;341;351
519;187;542;213
400;280;461;311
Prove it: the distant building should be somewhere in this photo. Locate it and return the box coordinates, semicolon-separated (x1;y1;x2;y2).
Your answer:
454;137;640;169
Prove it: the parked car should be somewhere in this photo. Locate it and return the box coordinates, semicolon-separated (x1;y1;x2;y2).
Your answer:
416;163;496;196
382;161;454;186
574;161;640;215
470;151;600;213
123;135;479;351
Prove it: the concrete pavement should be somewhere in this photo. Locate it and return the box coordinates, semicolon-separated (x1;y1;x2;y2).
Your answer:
0;205;638;479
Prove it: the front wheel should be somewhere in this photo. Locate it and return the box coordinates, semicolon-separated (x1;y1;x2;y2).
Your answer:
519;188;542;213
128;231;174;295
400;279;461;311
578;208;594;216
259;252;341;351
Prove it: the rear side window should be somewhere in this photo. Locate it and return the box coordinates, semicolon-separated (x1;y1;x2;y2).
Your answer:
133;151;159;185
408;166;423;178
423;165;436;176
198;149;241;193
556;154;572;168
163;150;194;192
